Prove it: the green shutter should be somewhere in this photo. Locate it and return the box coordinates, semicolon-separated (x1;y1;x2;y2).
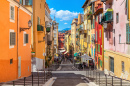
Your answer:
126;0;129;20
98;44;100;53
126;23;129;43
100;60;102;67
93;19;95;28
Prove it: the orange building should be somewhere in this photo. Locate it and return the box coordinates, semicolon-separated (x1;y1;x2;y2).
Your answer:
0;0;32;82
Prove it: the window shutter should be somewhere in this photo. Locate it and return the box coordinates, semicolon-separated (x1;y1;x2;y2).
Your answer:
11;6;14;20
24;34;26;44
26;34;28;43
126;23;129;43
10;32;16;45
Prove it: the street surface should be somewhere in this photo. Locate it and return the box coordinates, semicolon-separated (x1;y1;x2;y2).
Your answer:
52;60;89;86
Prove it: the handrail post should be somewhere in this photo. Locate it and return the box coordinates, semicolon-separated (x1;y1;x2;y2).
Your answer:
24;77;26;86
112;76;113;86
105;74;107;86
38;71;39;86
32;74;33;86
120;78;122;86
99;73;100;86
13;81;15;86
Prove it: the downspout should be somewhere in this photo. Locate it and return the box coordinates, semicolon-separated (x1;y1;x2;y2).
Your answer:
17;5;20;78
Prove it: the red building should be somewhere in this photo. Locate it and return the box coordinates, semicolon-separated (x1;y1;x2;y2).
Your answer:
58;33;65;49
95;1;103;70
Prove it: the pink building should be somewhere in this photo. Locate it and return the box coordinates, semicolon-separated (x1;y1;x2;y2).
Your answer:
102;0;130;80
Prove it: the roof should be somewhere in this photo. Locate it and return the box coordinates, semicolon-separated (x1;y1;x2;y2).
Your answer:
82;0;89;8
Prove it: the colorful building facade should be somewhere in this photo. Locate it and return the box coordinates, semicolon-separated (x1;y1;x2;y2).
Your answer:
0;0;32;82
94;0;104;70
102;0;130;80
71;18;78;53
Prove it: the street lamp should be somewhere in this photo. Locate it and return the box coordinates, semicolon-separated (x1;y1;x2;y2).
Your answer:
20;20;32;32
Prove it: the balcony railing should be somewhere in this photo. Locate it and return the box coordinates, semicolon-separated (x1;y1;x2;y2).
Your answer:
37;25;44;31
46;27;50;32
101;9;113;23
87;11;92;20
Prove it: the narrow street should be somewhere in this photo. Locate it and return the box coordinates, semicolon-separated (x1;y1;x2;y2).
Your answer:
51;60;89;86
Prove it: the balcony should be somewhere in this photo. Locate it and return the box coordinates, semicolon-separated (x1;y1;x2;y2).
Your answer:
76;41;80;46
101;0;107;2
37;25;44;32
46;27;50;32
87;11;92;20
101;9;113;23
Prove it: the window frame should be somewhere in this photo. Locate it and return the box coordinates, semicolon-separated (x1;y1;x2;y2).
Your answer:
10;4;15;23
126;23;130;44
116;13;119;24
23;32;28;46
110;57;114;73
9;29;15;49
122;61;125;72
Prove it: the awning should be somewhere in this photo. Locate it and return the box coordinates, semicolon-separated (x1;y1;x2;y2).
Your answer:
81;54;92;60
64;51;68;54
59;50;66;53
74;53;80;57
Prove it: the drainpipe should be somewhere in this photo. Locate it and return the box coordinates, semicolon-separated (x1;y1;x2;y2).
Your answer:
17;5;20;78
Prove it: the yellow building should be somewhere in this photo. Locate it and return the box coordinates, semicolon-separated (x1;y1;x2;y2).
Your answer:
82;0;92;56
64;30;71;53
71;18;78;53
25;0;46;70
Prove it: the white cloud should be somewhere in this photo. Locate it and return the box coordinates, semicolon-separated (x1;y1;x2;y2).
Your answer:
64;23;68;24
50;8;79;21
50;8;56;15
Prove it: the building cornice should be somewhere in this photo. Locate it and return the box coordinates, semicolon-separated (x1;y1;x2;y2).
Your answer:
7;0;32;16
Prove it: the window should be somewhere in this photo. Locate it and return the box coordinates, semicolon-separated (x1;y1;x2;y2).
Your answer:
126;0;128;20
110;57;114;73
10;59;13;64
96;31;97;41
98;44;100;53
10;32;16;45
119;34;121;43
37;17;40;25
93;19;95;28
24;34;28;44
20;0;23;4
22;0;32;5
116;13;119;23
10;5;15;21
100;29;101;38
122;61;125;72
126;23;130;43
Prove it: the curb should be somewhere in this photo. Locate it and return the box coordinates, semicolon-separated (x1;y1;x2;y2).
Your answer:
43;77;57;86
83;77;98;86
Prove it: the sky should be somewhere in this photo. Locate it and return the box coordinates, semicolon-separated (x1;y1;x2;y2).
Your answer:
46;0;86;31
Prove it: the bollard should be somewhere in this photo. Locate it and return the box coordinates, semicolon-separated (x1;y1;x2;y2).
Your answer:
120;78;122;86
112;76;113;86
99;73;100;86
13;81;15;86
105;74;107;86
24;77;26;86
32;74;33;86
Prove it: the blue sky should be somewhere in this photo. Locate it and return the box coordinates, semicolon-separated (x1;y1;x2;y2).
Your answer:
46;0;86;31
